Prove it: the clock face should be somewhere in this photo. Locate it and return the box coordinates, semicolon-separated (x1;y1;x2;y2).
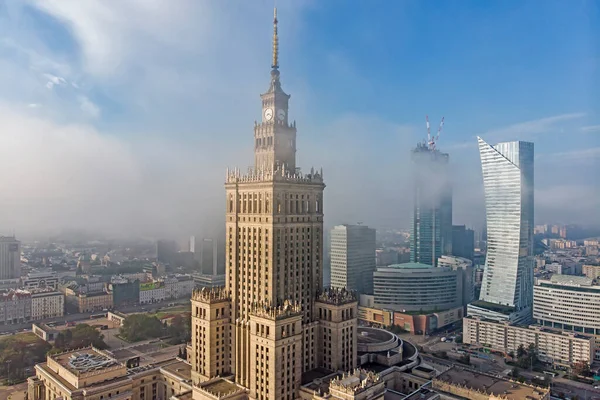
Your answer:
264;108;273;121
277;109;286;121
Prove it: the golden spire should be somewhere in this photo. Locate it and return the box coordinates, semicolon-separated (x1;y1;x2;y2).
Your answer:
272;8;279;70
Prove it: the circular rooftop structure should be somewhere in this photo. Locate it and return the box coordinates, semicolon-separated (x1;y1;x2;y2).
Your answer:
357;327;402;354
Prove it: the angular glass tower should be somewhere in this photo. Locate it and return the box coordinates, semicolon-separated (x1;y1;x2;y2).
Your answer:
468;137;534;323
410;143;453;267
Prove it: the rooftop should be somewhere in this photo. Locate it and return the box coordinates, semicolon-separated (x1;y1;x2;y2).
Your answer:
547;274;594;287
200;377;242;396
470;299;515;314
161;359;191;381
434;366;549;400
382;263;434;270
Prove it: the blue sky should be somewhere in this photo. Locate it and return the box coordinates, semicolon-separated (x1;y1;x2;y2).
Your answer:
0;0;598;238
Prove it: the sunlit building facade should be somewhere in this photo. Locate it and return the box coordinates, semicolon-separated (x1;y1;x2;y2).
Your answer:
467;137;534;324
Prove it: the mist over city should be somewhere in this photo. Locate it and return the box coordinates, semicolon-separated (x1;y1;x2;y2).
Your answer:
0;1;597;240
0;2;599;400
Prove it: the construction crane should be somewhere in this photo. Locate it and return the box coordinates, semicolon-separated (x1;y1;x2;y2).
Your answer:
425;115;444;150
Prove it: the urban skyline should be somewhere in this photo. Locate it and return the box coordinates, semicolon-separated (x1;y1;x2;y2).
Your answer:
0;1;598;239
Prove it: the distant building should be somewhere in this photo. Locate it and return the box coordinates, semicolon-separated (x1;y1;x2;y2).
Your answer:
156;240;178;263
451;225;474;261
0;236;21;279
199;238;218;275
189;235;196;253
583;264;600;279
463;316;593;368
468;138;534;324
22;270;60;290
109;279;140;307
164;275;195;299
139;281;166;304
0;289;31;324
372;263;466;312
330;224;376;294
75;292;113;313
438;255;475;306
375;249;399;266
410;143;453;267
30;289;64;320
192;273;225;288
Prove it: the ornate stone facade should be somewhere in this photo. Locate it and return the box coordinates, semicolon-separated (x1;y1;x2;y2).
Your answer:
190;9;358;400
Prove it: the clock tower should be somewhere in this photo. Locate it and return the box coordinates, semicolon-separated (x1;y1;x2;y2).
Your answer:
255;8;297;172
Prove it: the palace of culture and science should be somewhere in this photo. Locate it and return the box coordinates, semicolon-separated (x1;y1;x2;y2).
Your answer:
189;9;359;400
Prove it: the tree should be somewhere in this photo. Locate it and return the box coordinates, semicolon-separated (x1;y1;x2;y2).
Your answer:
120;314;165;342
572;360;591;377
167;314;191;345
53;324;107;350
517;344;526;358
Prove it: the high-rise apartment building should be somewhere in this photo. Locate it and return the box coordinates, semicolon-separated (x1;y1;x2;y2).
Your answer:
410;144;452;267
0;236;21;279
330;224;376;294
190;10;358;400
467;137;534;324
451;225;475;262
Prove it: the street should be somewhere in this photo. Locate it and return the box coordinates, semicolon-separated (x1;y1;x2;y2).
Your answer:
0;298;190;334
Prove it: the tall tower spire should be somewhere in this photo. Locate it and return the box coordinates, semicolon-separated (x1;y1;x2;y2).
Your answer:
272;8;279;71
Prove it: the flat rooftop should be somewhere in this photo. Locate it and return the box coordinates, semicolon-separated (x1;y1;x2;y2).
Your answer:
52;348;120;374
357;327;394;345
201;378;241;396
161;360;191;381
435;366;548;400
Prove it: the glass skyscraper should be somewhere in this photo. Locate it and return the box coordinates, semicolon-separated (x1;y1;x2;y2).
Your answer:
468;137;534;323
410;143;453;267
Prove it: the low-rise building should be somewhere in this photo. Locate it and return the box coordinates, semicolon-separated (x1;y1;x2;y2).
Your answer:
22;270;60;289
28;347;193;400
139;281;166;304
0;289;31;324
31;289;64;320
165;275;195;299
463;316;593;368
432;366;549;400
76;291;113;313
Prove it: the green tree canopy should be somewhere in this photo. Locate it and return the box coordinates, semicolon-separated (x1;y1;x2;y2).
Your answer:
120;314;165;342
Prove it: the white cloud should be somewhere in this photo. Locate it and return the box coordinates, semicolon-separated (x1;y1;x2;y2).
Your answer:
78;96;100;118
582;125;600;133
43;73;67;89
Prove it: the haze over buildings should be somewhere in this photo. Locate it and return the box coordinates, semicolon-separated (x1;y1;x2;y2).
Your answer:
0;2;597;239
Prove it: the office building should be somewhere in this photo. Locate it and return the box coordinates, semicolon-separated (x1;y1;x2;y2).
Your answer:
199;238;218;275
0;236;21;279
534;275;600;336
22;270;59;290
156;239;178;263
372;263;467;313
437;255;475;306
409;144;452;267
468;138;534;324
330;224;376;294
451;225;475;261
189;235;196;253
463;316;593;368
189;10;359;400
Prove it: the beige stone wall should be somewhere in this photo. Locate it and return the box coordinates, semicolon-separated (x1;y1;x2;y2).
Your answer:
317;301;358;372
190;295;231;384
249;313;303;400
